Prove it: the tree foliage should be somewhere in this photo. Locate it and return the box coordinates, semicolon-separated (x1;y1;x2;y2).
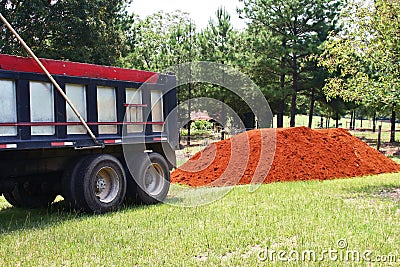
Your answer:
2;1;392;131
0;0;132;65
319;0;400;140
238;0;343;127
197;8;248;120
120;11;196;72
198;8;237;64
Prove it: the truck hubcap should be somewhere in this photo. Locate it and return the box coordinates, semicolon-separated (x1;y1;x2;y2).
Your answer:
94;167;119;203
144;163;165;196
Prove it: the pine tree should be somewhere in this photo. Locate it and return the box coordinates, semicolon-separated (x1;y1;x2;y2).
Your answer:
239;0;343;127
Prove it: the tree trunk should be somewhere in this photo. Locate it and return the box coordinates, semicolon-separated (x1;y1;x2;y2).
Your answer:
277;99;285;128
352;110;356;130
350;111;353;129
290;55;298;127
390;106;396;143
372;112;376;133
278;43;286;129
187;84;192;146
187;121;191;146
335;112;339;128
221;64;226;140
308;87;316;128
221;97;226;140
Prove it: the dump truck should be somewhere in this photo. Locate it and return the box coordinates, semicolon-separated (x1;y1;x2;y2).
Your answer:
0;54;178;213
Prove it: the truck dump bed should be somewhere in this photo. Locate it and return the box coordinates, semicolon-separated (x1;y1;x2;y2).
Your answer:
0;54;178;213
0;54;178;151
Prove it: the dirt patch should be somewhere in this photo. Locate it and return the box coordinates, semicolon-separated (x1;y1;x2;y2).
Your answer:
171;127;400;187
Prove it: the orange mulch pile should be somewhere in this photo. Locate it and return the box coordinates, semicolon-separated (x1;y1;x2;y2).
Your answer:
171;127;400;187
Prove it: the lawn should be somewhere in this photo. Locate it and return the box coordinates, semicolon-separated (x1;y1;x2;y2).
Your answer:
1;128;399;266
1;168;400;266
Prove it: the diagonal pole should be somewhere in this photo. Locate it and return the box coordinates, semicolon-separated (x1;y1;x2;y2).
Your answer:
0;13;99;145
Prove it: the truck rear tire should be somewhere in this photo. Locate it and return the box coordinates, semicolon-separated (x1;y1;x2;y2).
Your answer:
61;159;84;210
128;153;170;205
63;154;126;214
3;181;56;209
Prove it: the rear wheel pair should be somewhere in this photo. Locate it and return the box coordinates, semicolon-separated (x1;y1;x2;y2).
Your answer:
3;153;170;213
63;153;170;213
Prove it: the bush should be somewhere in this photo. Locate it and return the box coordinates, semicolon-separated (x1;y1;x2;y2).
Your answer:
180;129;212;137
191;120;213;131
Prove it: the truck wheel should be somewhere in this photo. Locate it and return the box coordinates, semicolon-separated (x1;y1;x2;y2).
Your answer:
133;153;170;205
61;159;84;210
3;181;56;209
65;154;126;214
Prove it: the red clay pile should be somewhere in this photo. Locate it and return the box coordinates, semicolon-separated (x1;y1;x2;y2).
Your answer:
171;127;400;187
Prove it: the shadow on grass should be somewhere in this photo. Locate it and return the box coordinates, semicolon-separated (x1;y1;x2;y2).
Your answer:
0;201;83;234
0;200;150;235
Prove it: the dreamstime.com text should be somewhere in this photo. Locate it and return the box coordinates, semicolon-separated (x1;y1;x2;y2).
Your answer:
258;239;398;263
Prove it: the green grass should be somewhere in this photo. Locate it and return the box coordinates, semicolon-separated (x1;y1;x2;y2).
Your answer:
1;171;400;266
351;130;400;145
390;157;400;164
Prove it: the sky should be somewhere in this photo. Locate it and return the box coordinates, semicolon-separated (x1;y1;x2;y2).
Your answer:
127;0;246;30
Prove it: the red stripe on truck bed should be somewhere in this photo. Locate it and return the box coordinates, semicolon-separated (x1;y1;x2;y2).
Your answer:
0;122;165;126
0;54;159;83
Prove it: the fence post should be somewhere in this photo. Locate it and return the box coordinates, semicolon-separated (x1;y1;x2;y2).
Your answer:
377;125;382;151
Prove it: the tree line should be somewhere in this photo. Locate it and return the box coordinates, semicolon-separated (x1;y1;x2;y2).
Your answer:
0;0;398;140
